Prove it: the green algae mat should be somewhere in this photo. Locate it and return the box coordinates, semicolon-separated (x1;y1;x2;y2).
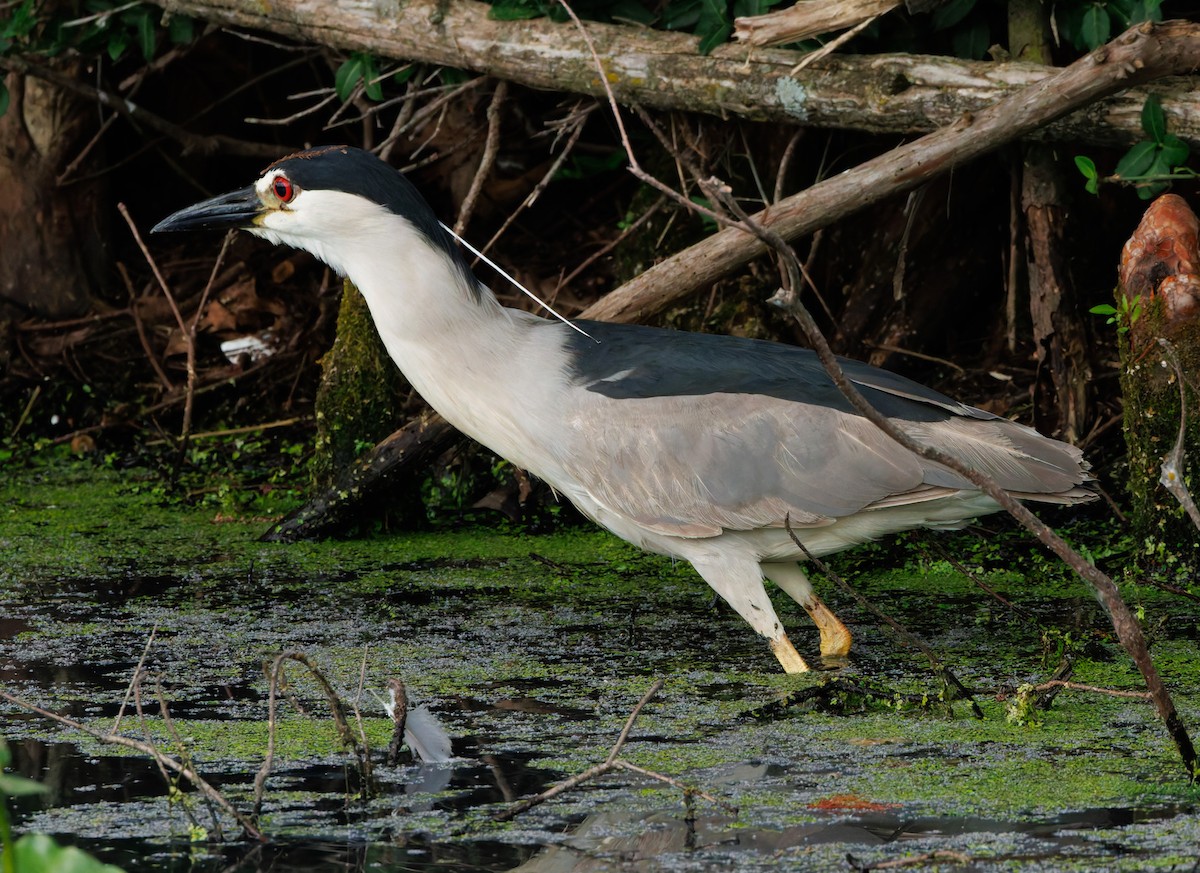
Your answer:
2;456;1198;871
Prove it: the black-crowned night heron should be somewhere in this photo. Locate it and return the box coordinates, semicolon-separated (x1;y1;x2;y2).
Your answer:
154;145;1095;673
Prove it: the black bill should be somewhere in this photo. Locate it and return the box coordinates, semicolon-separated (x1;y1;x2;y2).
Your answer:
151;186;263;233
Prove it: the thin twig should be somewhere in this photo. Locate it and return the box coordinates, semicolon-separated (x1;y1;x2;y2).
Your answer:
556;195;668;294
253;651;362;818
784;520;982;717
790;14;880;73
1157;339;1200;531
118;202;199;452
153;673;225;836
112;623;159;733
605;678;664;764
495;679;710;822
480;103;594;257
1032;680;1153;700
454;80;508;236
0;688;263;840
116;263;174;391
611;760;735;814
352;645;374;783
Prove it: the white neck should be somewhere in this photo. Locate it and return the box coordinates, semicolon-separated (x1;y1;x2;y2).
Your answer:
253;191;567;475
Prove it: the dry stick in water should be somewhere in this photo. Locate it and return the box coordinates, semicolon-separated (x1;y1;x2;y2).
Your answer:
112;623;159;732
494;679;734;822
131;670;211;838
0;689;264;840
386;678;408;766
253;651;363;818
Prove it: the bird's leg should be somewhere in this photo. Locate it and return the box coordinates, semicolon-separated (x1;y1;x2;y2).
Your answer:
769;634;811;673
802;594;852;658
690;556;809;672
762;562;853;658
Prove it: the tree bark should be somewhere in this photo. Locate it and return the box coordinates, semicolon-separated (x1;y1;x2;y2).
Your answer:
0;69;108;318
148;0;1200;149
733;0;901;48
1009;0;1091;444
1117;194;1200;558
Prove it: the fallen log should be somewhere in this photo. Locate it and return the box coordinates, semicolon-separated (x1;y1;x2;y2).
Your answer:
148;0;1200;148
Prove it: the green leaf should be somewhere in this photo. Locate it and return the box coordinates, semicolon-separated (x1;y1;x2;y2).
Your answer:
168;15;195;45
360;54;383;101
1115;140;1157;179
1129;0;1164;23
695;0;731;55
135;9;156;61
0;81;9;119
106;30;128;62
931;0;975;30
14;834;127;873
1138;180;1169;200
334;55;364;102
610;0;657;26
1160;135;1189;168
1089;304;1118;316
663;0;700;29
1141;94;1166;143
1074;155;1098;180
1080;4;1110;49
488;0;546;20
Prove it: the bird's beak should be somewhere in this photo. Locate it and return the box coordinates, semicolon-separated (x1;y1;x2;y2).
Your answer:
151;185;264;233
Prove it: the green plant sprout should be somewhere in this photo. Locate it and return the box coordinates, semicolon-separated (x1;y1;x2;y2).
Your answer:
1089;292;1142;336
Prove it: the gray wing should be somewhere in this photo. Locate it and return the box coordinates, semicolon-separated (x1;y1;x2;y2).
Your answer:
557;321;1090;538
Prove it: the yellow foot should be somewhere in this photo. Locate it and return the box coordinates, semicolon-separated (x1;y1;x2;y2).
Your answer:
804;595;853;658
769;635;810;673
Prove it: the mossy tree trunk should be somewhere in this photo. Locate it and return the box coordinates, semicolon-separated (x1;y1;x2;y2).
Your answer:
310;280;405;490
1117;194;1200;560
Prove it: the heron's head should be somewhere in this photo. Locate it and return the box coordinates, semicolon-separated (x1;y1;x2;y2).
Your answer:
153;145;469;282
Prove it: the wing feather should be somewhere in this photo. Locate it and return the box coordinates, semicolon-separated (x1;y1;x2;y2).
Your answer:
554;321;1092;538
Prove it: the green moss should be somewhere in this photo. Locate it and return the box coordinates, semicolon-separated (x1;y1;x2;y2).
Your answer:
1117;291;1200;562
309;280;405;491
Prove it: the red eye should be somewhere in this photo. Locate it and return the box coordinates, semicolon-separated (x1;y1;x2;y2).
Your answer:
272;176;295;202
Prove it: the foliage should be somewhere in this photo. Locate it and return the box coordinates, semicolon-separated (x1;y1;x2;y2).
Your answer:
1055;0;1163;51
1;739;126;873
335;51;384;101
1089;292;1142;336
1076;95;1196;199
0;0;197;117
